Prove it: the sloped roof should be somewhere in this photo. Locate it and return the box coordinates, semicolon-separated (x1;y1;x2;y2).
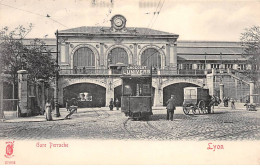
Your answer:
59;26;178;36
177;40;246;61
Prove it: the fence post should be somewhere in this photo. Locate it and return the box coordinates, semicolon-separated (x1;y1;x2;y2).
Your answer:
17;70;28;116
249;81;255;104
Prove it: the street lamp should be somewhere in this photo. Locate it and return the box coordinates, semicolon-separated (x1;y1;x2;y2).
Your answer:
204;52;207;70
55;30;61;117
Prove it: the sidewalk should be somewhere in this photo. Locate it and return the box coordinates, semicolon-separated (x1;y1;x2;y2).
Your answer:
3;108;70;123
2;105;259;123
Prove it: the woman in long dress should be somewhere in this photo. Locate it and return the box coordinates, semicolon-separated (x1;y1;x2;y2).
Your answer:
45;99;53;121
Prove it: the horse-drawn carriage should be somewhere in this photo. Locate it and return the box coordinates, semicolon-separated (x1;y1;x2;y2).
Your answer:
182;87;220;115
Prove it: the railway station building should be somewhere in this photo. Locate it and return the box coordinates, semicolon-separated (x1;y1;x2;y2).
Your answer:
10;14;258;108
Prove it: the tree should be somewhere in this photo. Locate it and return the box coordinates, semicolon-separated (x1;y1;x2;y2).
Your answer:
0;25;56;99
240;25;260;82
0;25;32;99
25;38;56;84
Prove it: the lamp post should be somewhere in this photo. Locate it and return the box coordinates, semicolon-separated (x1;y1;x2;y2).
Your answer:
55;30;60;117
204;52;207;70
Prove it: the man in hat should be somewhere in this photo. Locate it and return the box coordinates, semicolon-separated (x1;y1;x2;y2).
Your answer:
166;95;176;121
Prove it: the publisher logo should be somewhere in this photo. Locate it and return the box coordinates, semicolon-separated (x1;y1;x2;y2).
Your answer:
5;141;14;158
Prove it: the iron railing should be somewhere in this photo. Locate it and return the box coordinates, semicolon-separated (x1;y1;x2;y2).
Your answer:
59;68;207;76
60;69;109;75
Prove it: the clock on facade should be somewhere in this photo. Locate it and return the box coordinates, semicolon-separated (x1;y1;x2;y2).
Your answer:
111;14;126;30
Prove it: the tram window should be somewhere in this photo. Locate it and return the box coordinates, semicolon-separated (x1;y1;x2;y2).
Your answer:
123;85;132;95
122;78;151;96
142;84;151;95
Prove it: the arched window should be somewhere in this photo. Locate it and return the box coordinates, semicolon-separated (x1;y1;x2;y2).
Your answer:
108;47;128;65
141;48;161;68
73;47;95;68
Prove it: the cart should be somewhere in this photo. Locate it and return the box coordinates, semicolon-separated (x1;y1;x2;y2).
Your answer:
182;87;213;115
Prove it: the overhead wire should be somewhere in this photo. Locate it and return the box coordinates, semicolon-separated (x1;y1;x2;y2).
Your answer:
0;2;69;28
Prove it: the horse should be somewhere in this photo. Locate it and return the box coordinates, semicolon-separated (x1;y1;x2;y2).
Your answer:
207;95;221;113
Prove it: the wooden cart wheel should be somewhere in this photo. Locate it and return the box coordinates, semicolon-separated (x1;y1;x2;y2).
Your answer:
183;106;190;115
192;106;197;114
198;100;206;114
194;106;200;114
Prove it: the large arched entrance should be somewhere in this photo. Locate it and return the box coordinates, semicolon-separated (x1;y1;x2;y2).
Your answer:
163;83;200;106
63;83;106;107
108;47;128;66
73;47;95;68
141;48;161;68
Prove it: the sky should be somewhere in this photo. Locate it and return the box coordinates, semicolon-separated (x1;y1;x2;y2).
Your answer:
0;0;260;41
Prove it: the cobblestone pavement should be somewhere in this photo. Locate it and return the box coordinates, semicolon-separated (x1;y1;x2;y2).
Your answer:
0;107;260;140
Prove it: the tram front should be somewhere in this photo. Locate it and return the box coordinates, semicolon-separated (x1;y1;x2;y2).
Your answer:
121;66;153;120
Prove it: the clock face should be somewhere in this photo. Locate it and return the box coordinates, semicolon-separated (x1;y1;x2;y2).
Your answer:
111;15;126;30
114;18;123;27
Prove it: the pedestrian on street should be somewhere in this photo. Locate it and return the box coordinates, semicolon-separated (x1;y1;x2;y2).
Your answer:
115;98;120;110
109;98;114;111
45;99;53;121
231;98;236;110
65;98;78;119
166;95;176;121
65;98;70;111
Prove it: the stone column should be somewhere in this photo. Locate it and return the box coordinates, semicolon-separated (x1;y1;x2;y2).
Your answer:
154;87;163;107
219;83;224;102
169;42;177;71
17;70;28;116
106;79;114;106
249;81;255;103
166;44;170;67
100;43;104;67
38;79;45;113
133;43;137;65
0;73;4;120
153;78;163;107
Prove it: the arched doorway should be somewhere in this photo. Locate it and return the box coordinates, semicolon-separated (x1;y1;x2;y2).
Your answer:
141;48;161;68
163;83;200;106
63;83;106;107
73;47;95;68
108;47;128;66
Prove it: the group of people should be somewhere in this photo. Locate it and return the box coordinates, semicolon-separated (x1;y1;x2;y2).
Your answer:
223;97;236;109
109;98;120;111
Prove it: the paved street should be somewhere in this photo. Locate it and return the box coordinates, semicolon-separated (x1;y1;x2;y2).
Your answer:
0;106;260;140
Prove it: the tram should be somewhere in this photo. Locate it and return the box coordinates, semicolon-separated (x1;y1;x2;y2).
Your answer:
121;66;153;120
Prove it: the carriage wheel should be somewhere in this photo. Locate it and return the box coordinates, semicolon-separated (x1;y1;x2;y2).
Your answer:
198;100;206;114
183;106;190;115
192;106;198;114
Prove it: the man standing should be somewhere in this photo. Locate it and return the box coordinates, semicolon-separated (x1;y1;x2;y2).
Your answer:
109;98;114;111
166;95;176;121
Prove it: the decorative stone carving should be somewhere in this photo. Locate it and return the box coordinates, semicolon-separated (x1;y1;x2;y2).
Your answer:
113;37;124;44
60;37;68;43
